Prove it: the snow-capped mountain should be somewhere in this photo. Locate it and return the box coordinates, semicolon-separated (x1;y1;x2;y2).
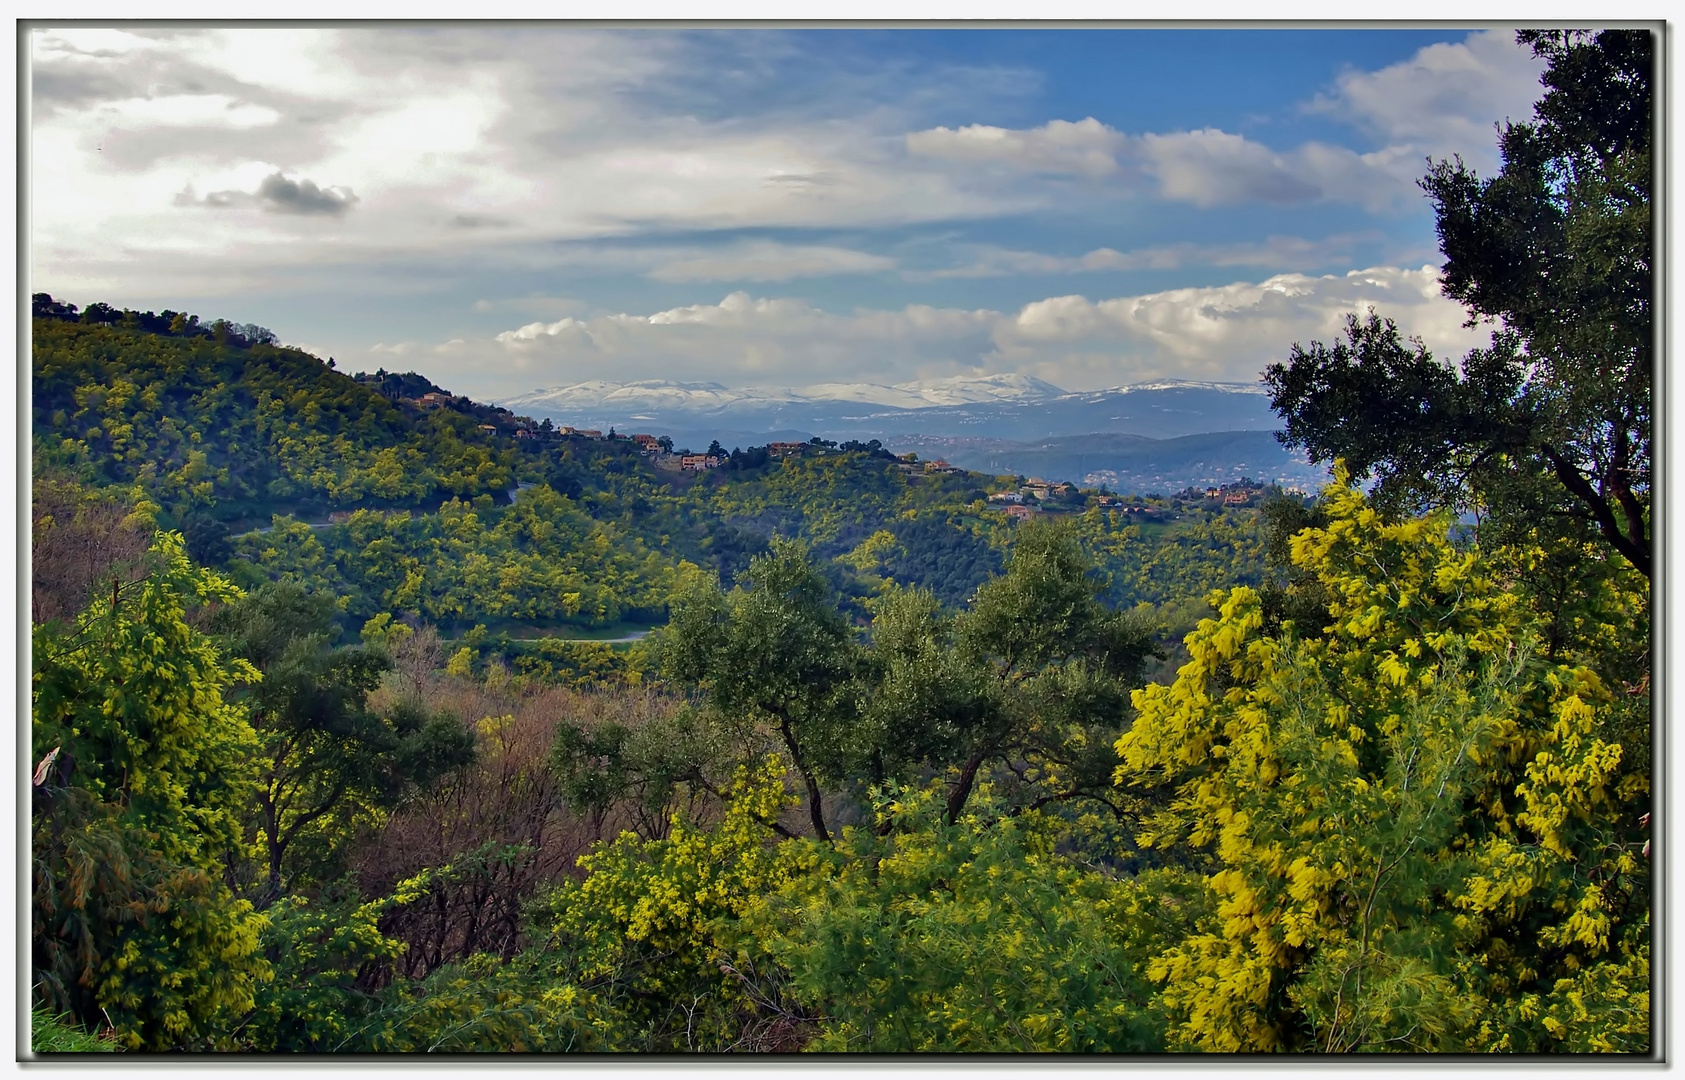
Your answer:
489;374;1299;490
499;380;779;413
1082;380;1271;397
499;373;1068;414
796;373;1067;408
494;375;1281;447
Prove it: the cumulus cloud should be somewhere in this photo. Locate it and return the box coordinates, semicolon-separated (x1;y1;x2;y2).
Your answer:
989;265;1485;386
1307;29;1548;170
175;169;359;216
466;290;997;391
255;172;360;215
901;32;1545;210
1140;129;1424;211
381;266;1486;400
1138;128;1314;206
904;115;1422;209
29;26;1531;384
904;115;1439;211
30;26;1030;299
905;117;1125;177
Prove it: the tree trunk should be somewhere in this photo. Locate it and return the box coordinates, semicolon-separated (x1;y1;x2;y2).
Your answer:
946;744;993;825
776;713;829;843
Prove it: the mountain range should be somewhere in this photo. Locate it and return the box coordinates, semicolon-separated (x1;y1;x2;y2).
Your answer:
500;373;1076;413
493;375;1326;490
496;376;1278;440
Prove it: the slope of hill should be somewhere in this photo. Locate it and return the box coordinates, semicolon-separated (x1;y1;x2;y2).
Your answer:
31;299;522;527
31;294;1293;637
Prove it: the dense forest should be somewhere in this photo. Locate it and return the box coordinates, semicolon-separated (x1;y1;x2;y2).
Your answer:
31;31;1650;1054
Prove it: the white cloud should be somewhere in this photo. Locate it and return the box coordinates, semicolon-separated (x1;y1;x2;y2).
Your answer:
29;27;1020;299
1138;129;1300;206
33;28;163;61
917;233;1381;280
1145;130;1429;211
905;117;1124;177
903;116;1423;209
1308;29;1548;170
900;31;1546;210
455;290;998;392
374;265;1486;400
29;27;1537;384
993;266;1483;386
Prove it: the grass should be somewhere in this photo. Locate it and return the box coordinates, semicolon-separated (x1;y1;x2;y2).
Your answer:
31;1006;120;1053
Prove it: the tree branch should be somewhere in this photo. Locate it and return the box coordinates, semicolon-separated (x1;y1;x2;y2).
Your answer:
1540;442;1649;576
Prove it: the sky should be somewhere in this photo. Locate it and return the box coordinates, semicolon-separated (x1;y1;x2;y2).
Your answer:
29;25;1551;401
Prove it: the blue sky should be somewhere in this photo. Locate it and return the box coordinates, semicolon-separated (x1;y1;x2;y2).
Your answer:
30;26;1550;399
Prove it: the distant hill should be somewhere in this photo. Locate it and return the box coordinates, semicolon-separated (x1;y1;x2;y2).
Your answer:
886;430;1329;492
497;378;1281;445
495;376;1294;490
500;372;1070;414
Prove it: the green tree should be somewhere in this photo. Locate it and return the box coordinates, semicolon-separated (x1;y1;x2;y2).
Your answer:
660;542;859;841
751;783;1166;1051
538;757;823;1050
942;519;1158;823
550;704;738;841
1115;479;1648;1052
212;582;476;902
32;534;271;1049
1265;30;1652;579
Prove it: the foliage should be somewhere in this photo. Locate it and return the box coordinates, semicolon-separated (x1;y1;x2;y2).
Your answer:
342;953;615;1052
877;513;1004;607
29;49;1654;1048
551;705;737;840
1115;477;1649;1052
1266;30;1652;578
235;486;676;631
508;638;651;689
237;874;425;1051
212;583;477;901
751;783;1166;1052
944;518;1160;823
365;706;582;979
661;542;861;841
538;757;824;1050
31;533;270;1049
32;312;517;523
243;869;616;1052
30;472;159;625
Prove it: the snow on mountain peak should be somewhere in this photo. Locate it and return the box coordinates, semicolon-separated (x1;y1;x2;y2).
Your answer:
498;374;1068;412
495;374;1266;415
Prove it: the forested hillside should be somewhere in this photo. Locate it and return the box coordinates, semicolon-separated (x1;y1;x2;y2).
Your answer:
32;305;521;528
31;30;1649;1056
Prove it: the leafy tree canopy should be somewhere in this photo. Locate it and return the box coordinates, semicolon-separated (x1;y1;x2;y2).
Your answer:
1265;30;1652;579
